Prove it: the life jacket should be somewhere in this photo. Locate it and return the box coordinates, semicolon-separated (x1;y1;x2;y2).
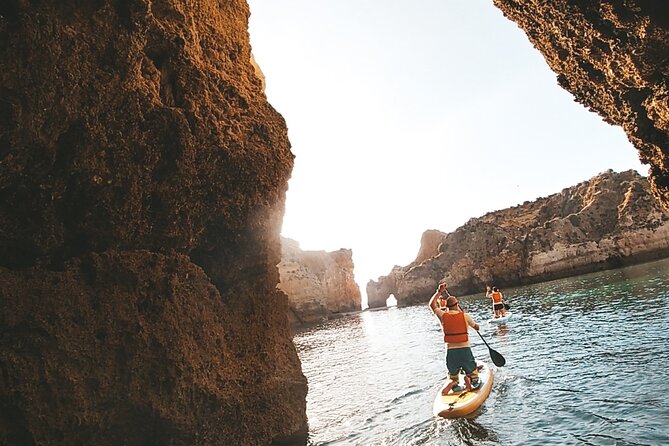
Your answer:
437;296;447;309
441;311;468;343
491;291;503;303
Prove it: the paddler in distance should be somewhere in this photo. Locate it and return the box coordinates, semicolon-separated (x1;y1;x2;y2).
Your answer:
436;285;449;310
429;282;481;394
489;286;507;318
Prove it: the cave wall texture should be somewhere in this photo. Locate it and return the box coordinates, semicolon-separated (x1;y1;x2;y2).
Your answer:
494;0;669;210
0;1;306;445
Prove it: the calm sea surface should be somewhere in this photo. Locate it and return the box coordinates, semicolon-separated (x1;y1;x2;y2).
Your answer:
294;258;669;445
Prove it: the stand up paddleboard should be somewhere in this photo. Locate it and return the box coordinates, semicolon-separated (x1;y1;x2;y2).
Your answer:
433;361;494;418
489;311;513;324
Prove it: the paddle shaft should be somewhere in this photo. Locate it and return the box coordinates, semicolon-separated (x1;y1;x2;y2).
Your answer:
440;289;507;367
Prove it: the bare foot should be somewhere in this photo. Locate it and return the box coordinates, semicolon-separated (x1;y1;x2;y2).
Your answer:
464;375;472;392
442;382;455;395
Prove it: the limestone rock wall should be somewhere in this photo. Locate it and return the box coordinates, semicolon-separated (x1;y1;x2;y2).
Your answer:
493;0;669;210
278;237;362;325
0;1;306;444
368;171;669;307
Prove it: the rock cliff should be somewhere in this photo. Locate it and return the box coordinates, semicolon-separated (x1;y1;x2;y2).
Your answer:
367;171;669;307
493;0;669;210
3;0;669;444
0;1;306;445
278;238;362;325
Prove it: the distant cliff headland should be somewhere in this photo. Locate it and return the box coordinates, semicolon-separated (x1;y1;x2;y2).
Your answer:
278;237;362;326
367;170;669;308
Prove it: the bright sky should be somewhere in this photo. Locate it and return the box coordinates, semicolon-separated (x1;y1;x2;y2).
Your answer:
247;0;647;307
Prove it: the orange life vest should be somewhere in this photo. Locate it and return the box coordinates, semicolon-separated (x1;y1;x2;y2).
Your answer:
441;311;468;343
437;296;447;309
491;291;503;303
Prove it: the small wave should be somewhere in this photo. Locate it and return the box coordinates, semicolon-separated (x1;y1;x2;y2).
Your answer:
591;397;664;408
389;387;424;404
572;432;651;446
554;387;580;394
589;412;632;424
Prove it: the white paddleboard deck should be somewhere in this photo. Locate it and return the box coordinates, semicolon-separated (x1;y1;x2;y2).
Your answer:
488;311;514;324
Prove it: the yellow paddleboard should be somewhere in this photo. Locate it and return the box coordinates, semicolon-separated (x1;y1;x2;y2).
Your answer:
433;361;494;418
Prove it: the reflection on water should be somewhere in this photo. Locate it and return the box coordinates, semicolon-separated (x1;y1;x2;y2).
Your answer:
494;324;509;338
296;258;669;445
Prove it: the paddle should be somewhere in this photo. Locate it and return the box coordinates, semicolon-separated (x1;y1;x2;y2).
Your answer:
475;330;506;367
439;285;507;368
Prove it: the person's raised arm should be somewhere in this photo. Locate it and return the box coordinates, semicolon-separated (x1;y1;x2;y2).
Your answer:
429;283;448;314
428;289;440;313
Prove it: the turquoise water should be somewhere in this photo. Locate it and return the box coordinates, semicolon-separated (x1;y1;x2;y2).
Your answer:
294;258;669;445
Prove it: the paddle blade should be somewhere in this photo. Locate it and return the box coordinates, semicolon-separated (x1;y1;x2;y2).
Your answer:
489;348;506;367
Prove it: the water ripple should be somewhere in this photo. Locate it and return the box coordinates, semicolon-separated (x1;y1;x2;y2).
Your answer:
296;258;669;445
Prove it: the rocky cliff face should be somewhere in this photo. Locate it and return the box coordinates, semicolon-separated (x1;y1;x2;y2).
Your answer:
367;171;669;307
3;0;669;443
0;2;306;445
493;0;669;210
278;238;362;325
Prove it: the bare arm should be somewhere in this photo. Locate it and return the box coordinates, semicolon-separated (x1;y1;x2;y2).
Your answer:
465;313;480;332
428;289;440;314
429;283;448;315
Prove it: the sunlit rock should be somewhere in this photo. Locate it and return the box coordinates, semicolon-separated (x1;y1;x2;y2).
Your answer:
369;171;669;307
278;237;362;325
494;0;669;210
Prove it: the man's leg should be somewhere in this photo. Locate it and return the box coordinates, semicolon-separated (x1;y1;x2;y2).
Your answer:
462;348;480;390
442;371;461;395
444;349;466;394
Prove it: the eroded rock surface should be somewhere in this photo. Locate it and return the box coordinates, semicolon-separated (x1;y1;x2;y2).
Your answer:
368;171;669;307
0;1;306;444
278;237;362;325
1;251;306;445
494;0;669;209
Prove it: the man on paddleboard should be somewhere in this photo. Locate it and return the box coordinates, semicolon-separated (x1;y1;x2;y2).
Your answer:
429;283;481;395
489;286;507;318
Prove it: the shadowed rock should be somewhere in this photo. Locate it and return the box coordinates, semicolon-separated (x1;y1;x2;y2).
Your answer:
0;1;306;444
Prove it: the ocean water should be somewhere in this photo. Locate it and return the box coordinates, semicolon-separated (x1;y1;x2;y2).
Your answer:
294;258;669;445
